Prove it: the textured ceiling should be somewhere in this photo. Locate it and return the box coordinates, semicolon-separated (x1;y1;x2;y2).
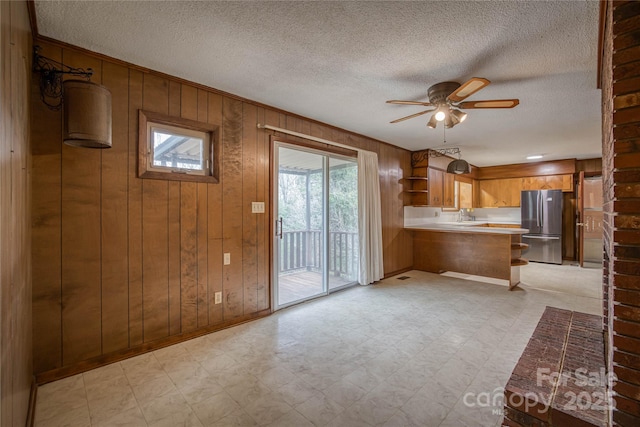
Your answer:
34;0;602;167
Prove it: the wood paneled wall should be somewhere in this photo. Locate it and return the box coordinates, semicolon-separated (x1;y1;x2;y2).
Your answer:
1;1;33;426
31;39;413;379
576;157;602;174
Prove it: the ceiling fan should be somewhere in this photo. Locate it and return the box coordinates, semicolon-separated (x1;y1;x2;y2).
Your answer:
386;77;519;129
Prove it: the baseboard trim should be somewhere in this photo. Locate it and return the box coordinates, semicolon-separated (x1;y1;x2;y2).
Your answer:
35;308;272;385
26;377;37;427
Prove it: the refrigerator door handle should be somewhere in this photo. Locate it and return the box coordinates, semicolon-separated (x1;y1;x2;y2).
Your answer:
537;192;542;228
523;235;560;240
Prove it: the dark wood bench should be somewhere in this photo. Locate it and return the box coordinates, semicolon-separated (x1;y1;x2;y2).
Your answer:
503;307;608;427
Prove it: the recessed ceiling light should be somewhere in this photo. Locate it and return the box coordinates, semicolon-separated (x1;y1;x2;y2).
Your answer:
526;155;543;160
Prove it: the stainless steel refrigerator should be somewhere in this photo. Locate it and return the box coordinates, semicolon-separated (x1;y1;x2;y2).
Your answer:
521;189;563;264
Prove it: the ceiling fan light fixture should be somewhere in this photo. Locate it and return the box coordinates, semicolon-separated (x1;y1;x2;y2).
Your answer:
444;113;454;129
427;115;438;128
435;110;446;121
450;109;467;123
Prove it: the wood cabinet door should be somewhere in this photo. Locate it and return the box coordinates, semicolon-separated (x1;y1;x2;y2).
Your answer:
428;168;443;206
459;181;473;209
478;180;499;207
521;176;542;190
443;173;456;208
497;179;510;206
478;178;521;207
494;178;520;207
522;175;573;192
560;174;574;192
507;178;522;207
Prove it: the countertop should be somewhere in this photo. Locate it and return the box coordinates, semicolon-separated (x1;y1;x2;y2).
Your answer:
405;222;529;235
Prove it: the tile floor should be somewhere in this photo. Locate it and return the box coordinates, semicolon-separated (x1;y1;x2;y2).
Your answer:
35;264;602;427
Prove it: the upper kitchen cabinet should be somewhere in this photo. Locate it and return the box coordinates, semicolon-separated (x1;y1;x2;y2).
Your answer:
426;167;455;207
404;151;579;209
521;174;574;192
477;178;521;207
428;167;444;206
476;173;575;208
403;166;456;208
405;150;458;207
443;173;456;208
456;176;474;209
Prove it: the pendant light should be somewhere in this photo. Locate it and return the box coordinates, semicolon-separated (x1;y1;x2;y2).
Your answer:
63;80;112;148
33;46;112;149
447;159;471;174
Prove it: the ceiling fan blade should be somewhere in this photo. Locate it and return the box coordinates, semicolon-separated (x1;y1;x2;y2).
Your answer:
390;109;434;124
457;99;520;109
447;77;491;102
386;100;433;106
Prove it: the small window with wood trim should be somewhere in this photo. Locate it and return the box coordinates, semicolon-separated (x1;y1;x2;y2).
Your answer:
138;110;219;183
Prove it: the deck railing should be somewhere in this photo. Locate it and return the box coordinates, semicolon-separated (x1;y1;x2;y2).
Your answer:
280;230;358;279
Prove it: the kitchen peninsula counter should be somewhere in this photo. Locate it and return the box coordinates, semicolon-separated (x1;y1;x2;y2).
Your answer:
406;223;529;289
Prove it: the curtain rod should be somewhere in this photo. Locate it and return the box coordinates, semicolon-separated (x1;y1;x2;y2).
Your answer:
257;123;370;154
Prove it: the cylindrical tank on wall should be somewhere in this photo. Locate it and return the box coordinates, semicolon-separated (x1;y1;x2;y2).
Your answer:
63;80;112;148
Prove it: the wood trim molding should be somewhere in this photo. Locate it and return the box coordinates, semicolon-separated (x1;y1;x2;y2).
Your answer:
35;309;272;385
597;0;607;90
26;378;37;427
26;0;38;37
137;110;220;183
32;34;405;154
477;158;576;180
269;135;358;159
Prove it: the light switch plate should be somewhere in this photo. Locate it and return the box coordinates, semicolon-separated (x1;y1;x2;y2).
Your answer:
224;253;230;265
251;202;265;213
214;291;222;304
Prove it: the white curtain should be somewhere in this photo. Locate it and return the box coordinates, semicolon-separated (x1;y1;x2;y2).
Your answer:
357;151;384;285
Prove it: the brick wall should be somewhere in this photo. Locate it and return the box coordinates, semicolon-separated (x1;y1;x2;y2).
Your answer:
602;0;615;411
603;1;640;426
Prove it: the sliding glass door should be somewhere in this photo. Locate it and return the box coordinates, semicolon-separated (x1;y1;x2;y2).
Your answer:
273;143;358;309
328;157;359;288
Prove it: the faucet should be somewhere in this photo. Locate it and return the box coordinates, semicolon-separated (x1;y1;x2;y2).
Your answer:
458;209;465;222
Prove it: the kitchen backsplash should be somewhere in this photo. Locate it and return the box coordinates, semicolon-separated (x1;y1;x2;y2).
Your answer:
404;206;521;226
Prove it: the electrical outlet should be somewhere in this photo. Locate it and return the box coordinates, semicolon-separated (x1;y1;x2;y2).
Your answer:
224;253;230;265
214;291;222;304
251;202;265;213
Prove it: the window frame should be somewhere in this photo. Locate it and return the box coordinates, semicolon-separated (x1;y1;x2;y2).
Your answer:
138;110;219;183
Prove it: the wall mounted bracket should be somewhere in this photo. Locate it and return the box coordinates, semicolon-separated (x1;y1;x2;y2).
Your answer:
32;45;93;110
